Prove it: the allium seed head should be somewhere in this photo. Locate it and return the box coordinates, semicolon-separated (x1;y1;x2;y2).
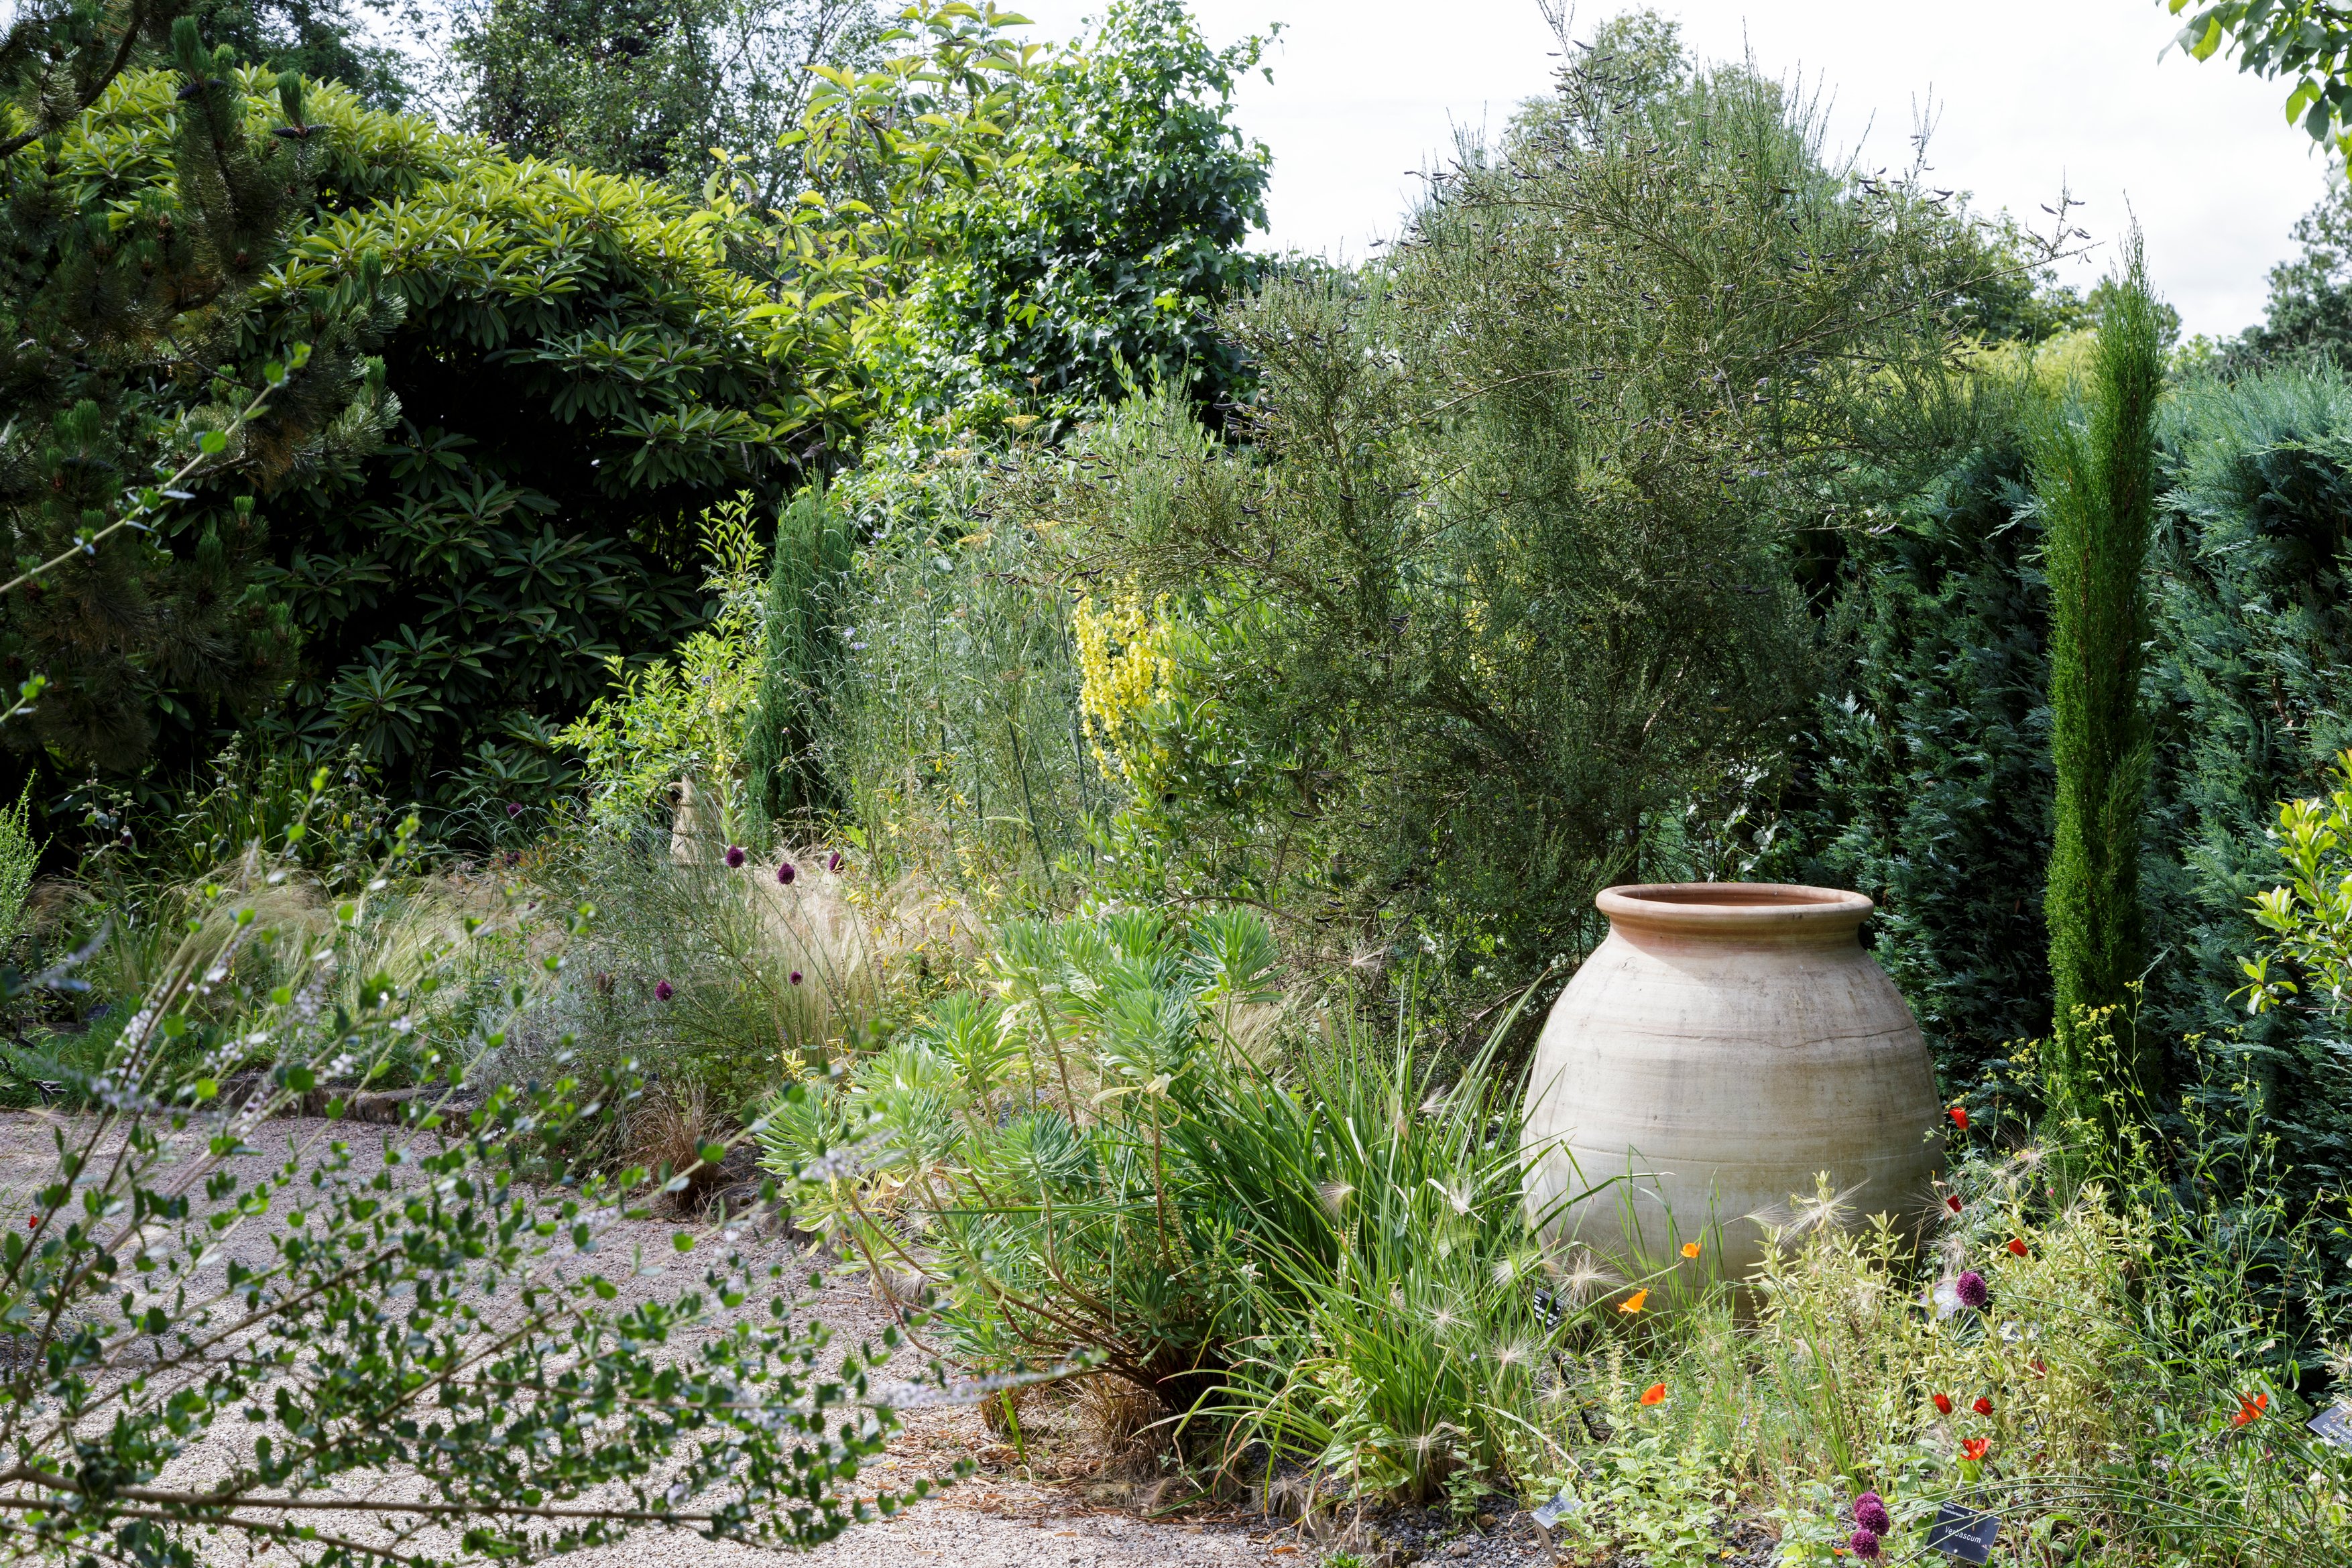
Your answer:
654;980;674;1002
1954;1270;1989;1310
777;861;797;885
1849;1527;1881;1560
1853;1493;1889;1534
724;844;746;868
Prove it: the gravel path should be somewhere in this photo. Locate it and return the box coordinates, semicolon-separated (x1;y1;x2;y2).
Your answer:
0;1109;1421;1566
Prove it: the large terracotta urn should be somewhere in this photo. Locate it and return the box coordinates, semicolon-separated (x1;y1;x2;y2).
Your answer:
1521;883;1942;1282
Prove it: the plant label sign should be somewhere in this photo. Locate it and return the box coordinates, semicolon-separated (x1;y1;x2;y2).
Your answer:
1524;1490;1582;1561
1926;1502;1999;1563
2310;1400;2352;1451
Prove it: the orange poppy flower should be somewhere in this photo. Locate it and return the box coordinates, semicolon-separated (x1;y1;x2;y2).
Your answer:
1618;1288;1649;1314
2231;1392;2269;1428
1640;1382;1667;1406
1959;1438;1990;1461
1680;1242;1701;1259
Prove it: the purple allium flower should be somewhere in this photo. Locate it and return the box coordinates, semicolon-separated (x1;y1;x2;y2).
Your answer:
1954;1270;1989;1310
654;980;674;1002
724;844;746;868
789;971;803;986
1849;1528;1881;1561
1853;1493;1890;1535
506;800;523;818
776;861;797;886
827;851;843;873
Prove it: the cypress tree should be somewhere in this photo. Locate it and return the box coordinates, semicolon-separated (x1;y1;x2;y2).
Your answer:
744;486;853;830
2035;232;2165;1124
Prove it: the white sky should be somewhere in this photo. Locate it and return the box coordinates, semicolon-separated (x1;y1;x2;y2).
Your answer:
1008;0;2341;339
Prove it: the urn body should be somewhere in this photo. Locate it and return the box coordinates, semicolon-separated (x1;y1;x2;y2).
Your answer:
1521;883;1943;1280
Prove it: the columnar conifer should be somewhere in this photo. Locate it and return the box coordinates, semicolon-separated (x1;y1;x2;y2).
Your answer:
2035;233;2165;1122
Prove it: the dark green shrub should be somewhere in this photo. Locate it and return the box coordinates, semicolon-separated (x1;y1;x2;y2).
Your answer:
5;33;871;826
2141;369;2352;1191
745;486;856;826
1763;440;2055;1085
1;39;401;786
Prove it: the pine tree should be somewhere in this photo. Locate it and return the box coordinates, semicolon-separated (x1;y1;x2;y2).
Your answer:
0;3;399;777
2035;231;2165;1124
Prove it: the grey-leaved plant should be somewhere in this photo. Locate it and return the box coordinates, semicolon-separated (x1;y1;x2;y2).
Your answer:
0;782;961;1567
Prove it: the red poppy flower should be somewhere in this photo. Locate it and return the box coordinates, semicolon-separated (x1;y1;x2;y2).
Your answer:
1972;1396;1993;1416
1948;1105;1969;1131
1932;1392;1953;1414
1640;1382;1667;1406
1944;1194;1964;1215
24;1213;36;1229
2006;1238;2028;1258
1960;1437;1990;1462
2231;1392;2268;1429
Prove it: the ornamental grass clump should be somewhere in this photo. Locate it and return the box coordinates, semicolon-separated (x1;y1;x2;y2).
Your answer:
757;906;1285;1419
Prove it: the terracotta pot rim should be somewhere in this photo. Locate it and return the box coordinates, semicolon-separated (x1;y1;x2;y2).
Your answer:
1596;882;1874;932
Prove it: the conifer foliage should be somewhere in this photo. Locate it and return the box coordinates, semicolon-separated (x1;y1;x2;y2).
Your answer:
0;3;400;774
2032;236;2166;1120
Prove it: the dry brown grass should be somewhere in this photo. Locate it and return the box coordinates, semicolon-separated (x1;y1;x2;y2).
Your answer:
628;1081;731;1213
1073;1375;1171;1475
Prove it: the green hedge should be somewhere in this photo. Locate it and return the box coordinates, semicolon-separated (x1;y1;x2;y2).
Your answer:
1779;368;2352;1189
